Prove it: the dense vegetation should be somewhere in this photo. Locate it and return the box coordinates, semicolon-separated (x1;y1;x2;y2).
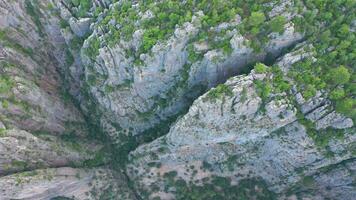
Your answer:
144;173;276;200
250;0;355;120
290;0;355;120
84;0;288;62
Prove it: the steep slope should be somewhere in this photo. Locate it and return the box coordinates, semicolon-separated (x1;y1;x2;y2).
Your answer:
80;0;303;145
0;0;355;199
126;45;355;200
0;0;136;199
0;167;135;200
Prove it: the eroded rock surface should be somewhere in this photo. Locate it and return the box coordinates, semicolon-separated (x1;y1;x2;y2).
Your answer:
0;129;100;176
81;0;303;142
0;0;354;199
0;167;136;200
0;1;136;198
126;46;355;200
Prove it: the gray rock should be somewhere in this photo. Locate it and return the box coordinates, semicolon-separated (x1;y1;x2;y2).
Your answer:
315;111;354;130
0;167;136;200
0;121;5;130
81;0;303;141
126;45;355;200
69;17;91;37
0;129;100;176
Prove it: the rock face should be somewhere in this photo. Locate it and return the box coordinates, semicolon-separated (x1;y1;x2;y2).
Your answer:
0;167;136;200
81;0;303;142
0;0;86;136
0;129;100;176
0;0;136;198
0;0;355;199
126;46;355;200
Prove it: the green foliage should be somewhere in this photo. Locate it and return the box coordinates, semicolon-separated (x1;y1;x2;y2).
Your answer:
248;12;266;27
0;75;14;94
271;66;291;93
90;0;282;62
301;176;315;187
163;171;178;179
159;176;276;200
329;88;345;100
206;84;233;100
254;63;268;73
25;0;44;36
0;129;6;137
2;100;9;109
83;149;107;167
254;80;271;101
65;49;74;66
289;0;355;117
327;66;351;85
11;160;28;170
187;44;203;63
69;36;85;50
302;85;317;100
84;37;100;59
0;29;34;56
59;19;70;29
335;98;355;118
269;16;286;33
70;0;92;18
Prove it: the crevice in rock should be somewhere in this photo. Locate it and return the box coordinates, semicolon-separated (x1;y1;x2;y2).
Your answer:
132;39;306;151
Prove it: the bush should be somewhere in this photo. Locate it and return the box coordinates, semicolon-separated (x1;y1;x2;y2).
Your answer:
302;85;317;99
0;75;13;94
269;16;286;33
336;98;355;116
329;88;345;100
327;66;351;85
207;84;233;100
254;63;268;74
248;12;266;27
59;19;69;29
254;80;271;101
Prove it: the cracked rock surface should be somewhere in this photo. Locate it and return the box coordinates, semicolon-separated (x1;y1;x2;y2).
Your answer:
0;0;354;199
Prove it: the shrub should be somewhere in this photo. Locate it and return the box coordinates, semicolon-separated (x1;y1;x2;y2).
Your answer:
329;88;345;100
249;12;266;27
0;75;13;94
336;98;355;116
25;0;44;36
254;63;268;74
302;85;317;99
207;84;233;100
327;66;351;85
59;19;69;29
269;16;286;33
254;80;271;101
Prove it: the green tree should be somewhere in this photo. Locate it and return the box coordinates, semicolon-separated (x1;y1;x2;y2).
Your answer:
249;12;266;27
336;98;354;116
329;88;345;100
254;63;268;74
269;16;286;33
328;66;351;85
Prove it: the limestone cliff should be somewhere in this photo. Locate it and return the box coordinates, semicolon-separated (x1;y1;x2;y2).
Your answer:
0;0;354;199
80;0;302;143
126;45;355;200
0;0;135;199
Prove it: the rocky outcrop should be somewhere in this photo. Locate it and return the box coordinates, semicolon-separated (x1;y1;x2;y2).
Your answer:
126;45;355;199
0;129;100;176
0;1;354;199
0;1;137;199
81;0;303;143
0;0;87;136
0;167;136;200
